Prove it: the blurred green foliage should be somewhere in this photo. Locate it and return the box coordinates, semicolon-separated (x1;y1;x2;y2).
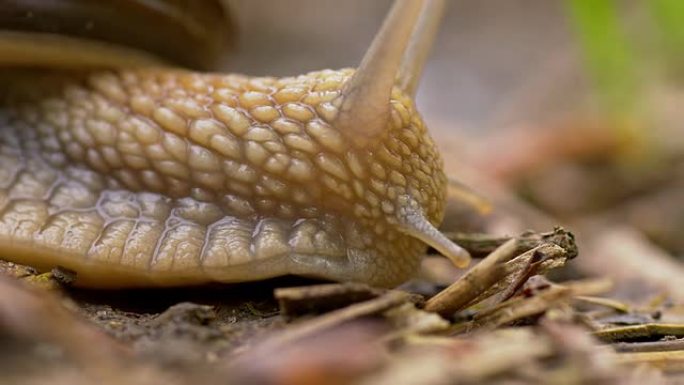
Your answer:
565;0;638;116
650;0;684;73
564;0;683;158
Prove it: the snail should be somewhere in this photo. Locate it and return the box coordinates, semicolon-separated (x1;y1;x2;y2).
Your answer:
0;0;470;288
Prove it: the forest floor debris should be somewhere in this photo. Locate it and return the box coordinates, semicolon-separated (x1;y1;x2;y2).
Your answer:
1;226;683;384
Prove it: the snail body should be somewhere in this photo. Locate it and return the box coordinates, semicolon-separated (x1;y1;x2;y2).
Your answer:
0;0;469;288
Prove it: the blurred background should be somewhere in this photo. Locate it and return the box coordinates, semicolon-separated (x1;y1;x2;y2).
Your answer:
225;0;578;135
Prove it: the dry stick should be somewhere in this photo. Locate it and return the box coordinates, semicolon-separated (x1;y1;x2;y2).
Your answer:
593;324;684;343
424;239;519;316
425;238;573;317
573;295;630;313
497;250;545;303
254;290;413;350
445;227;577;260
472;285;572;330
274;282;386;318
457;278;613;333
614;339;684;353
469;243;571;307
443;233;519;259
442;160;684;306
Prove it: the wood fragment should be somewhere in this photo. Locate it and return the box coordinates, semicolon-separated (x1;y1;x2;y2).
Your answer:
594;324;684;343
424;238;519;316
496;248;545;302
2;263;77;291
445;227;578;259
50;266;78;286
454;278;614;333
470;285;573;330
275;282;387;318
383;302;450;337
0;260;37;279
472;243;574;306
614;339;684;353
574;295;630;313
255;290;415;349
425;236;573;317
562;278;615;297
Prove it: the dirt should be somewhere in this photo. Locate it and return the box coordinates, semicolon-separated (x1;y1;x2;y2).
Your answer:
0;260;302;381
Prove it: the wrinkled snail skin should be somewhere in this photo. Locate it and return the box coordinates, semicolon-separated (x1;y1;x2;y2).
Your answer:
0;0;470;288
0;69;440;287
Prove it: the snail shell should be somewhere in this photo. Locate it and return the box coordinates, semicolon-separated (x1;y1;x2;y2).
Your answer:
0;0;469;288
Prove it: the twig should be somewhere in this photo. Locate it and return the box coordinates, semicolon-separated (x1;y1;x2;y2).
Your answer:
614;339;684;353
561;278;615;296
274;283;386;318
453;278;614;333
471;285;573;330
425;231;575;318
497;248;546;302
424;239;519;316
254;290;414;350
593;324;684;343
444;227;578;260
573;296;630;313
465;243;572;308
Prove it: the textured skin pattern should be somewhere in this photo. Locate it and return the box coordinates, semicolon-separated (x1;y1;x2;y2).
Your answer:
0;68;446;287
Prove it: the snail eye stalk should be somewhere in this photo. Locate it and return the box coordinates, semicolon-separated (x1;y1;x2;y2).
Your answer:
334;0;445;147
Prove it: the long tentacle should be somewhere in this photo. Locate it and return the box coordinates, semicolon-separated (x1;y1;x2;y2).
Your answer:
397;0;446;96
334;0;424;147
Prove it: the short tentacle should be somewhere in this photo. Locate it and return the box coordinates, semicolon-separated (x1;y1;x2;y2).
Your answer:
396;196;471;268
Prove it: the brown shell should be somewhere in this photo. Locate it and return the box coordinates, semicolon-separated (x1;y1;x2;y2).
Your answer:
0;0;233;69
